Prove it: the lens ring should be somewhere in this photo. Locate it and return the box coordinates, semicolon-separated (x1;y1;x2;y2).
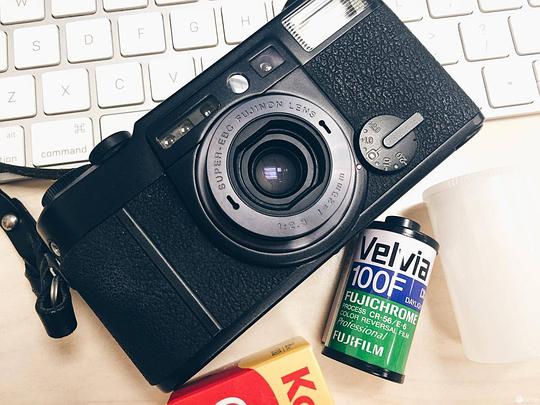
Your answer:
204;94;355;239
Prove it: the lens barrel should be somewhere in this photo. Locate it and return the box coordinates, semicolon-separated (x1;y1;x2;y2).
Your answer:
231;117;329;215
203;94;356;241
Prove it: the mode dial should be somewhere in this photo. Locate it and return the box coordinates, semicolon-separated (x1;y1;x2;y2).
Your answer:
359;113;423;173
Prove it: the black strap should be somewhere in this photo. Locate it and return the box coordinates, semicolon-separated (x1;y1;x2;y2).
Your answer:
0;161;70;180
0;162;76;338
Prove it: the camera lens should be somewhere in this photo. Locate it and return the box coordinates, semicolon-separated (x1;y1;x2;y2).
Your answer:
228;115;332;215
204;95;359;245
251;142;306;198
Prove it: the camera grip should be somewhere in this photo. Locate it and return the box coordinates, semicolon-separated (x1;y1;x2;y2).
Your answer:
60;212;214;386
61;176;296;388
305;4;480;208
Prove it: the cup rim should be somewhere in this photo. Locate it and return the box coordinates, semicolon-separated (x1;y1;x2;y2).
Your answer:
422;165;517;201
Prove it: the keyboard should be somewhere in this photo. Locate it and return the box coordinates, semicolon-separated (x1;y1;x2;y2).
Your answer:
0;0;289;174
388;0;540;120
0;0;539;177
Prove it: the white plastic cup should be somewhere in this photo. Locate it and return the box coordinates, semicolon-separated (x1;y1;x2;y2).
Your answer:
423;167;540;363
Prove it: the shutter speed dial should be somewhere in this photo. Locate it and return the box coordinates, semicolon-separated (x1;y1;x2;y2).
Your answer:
359;113;424;173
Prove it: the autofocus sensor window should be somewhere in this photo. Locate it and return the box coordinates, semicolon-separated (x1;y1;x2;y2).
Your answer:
158;96;220;149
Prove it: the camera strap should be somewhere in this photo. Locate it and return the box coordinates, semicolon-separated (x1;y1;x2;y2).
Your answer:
0;162;77;338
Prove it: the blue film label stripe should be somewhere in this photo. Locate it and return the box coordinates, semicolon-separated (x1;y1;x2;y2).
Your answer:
347;262;428;311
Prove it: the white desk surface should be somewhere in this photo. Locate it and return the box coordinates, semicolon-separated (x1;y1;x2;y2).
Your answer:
1;116;540;405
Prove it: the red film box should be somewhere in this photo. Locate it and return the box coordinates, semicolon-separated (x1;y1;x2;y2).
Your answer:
168;338;334;405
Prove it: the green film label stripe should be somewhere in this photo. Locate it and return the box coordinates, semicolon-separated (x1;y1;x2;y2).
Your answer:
327;290;420;374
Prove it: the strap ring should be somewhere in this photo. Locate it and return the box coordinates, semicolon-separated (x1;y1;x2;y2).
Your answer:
49;267;59;307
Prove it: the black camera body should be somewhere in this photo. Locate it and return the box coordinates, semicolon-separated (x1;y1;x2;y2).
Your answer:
37;0;483;391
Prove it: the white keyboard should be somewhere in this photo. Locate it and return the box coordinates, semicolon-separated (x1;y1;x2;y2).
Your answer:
0;0;289;172
0;0;539;174
387;0;540;120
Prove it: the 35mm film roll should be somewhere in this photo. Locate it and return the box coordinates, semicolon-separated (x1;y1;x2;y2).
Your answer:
322;216;439;383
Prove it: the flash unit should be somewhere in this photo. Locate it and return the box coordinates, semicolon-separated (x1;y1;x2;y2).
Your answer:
283;0;369;52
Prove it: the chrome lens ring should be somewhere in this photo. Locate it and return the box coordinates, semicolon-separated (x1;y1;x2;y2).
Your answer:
205;94;355;239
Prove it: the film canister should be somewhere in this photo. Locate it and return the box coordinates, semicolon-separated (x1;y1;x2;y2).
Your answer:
322;216;439;383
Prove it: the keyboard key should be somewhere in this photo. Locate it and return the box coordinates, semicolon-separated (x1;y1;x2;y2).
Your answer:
459;17;512;61
51;0;97;17
118;12;166;57
103;0;148;11
407;21;461;65
13;25;60;69
201;47;233;70
0;0;45;24
31;118;93;167
509;13;540;55
483;61;537;108
273;0;288;16
66;18;114;63
427;0;475;18
0;126;25;166
100;110;148;139
478;0;523;12
0;75;36;121
171;5;218;50
445;64;487;109
0;32;7;72
221;2;268;44
96;62;144;108
156;0;197;4
386;0;427;22
149;56;196;101
42;69;91;115
530;0;540;6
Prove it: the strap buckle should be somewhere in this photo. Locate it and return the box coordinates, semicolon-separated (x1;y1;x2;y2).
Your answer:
1;187;77;338
49;267;59;307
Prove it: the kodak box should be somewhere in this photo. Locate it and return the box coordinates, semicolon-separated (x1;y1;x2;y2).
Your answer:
168;338;334;405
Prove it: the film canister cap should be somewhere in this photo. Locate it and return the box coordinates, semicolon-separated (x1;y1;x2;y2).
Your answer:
370;216;439;251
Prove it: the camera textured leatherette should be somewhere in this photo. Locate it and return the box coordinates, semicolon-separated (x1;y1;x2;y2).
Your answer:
125;176;296;328
60;207;212;385
61;176;295;385
304;5;479;208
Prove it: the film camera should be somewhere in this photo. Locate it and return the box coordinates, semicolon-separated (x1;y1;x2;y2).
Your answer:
37;0;483;391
